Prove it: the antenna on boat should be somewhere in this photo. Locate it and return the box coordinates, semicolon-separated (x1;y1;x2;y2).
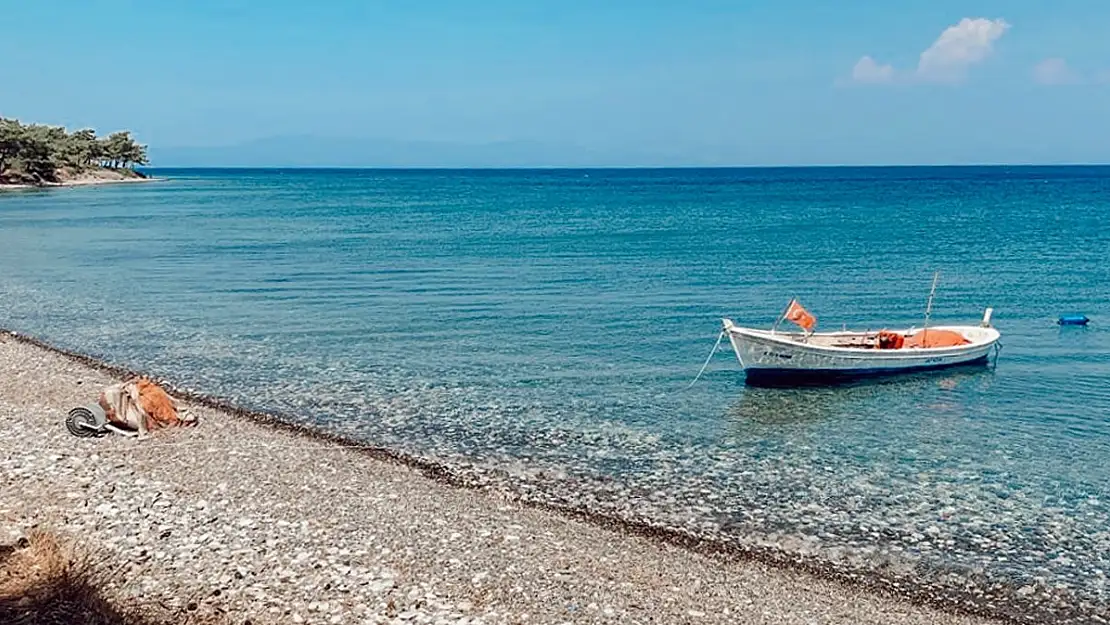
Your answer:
922;271;940;341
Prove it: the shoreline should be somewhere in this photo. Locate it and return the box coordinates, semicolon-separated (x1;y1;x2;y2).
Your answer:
0;177;161;191
0;329;1042;624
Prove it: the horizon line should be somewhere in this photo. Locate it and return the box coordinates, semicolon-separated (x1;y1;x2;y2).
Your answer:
142;162;1110;170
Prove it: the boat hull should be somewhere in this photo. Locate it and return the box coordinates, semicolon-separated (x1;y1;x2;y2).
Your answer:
722;320;999;385
742;355;991;386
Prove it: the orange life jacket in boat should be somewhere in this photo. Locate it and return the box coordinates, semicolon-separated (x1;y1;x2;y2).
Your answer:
877;331;905;350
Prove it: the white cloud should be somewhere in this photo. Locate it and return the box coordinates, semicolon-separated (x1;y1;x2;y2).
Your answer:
916;18;1010;82
850;17;1010;85
851;56;895;84
1032;58;1080;85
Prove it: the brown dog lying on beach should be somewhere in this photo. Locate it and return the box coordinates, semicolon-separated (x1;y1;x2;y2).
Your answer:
98;377;196;437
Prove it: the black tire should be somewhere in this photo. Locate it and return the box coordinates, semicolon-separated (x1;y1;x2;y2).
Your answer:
65;406;103;438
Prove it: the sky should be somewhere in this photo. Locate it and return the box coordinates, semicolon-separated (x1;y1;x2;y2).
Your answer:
2;1;1109;166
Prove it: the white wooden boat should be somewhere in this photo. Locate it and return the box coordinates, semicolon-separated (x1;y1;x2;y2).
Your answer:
722;308;1001;385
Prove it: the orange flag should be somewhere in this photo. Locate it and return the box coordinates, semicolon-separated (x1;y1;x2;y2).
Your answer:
784;299;817;332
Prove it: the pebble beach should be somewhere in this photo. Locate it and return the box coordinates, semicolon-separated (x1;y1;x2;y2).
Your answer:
0;333;1003;625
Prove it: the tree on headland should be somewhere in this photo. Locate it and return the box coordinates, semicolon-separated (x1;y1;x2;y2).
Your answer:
0;117;148;186
100;131;149;169
0;118;31;174
126;141;150;169
64;128;100;167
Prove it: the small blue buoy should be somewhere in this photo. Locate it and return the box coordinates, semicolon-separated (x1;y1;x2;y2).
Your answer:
1058;314;1090;326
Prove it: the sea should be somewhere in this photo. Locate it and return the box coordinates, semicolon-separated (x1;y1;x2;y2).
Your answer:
1;167;1108;621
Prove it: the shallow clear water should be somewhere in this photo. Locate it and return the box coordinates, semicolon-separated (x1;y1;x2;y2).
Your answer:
2;168;1109;615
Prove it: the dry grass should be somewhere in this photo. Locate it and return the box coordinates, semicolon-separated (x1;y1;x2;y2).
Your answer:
0;530;228;625
0;530;141;625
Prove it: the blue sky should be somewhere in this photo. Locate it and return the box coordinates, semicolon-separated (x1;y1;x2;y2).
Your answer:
3;1;1108;166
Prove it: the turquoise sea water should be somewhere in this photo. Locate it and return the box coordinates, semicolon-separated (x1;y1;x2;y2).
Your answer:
2;168;1108;620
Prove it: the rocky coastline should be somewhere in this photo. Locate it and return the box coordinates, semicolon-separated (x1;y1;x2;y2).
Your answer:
0;167;153;190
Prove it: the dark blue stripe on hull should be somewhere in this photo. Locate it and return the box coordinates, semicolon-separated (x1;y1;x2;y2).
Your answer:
744;355;991;388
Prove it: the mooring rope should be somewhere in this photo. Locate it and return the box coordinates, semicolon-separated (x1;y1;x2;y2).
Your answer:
686;330;725;389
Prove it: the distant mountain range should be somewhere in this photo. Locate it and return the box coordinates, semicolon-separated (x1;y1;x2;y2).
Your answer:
152;136;1110;169
150;136;685;168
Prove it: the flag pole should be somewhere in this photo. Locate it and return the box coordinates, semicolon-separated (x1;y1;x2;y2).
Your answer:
922;271;940;342
771;298;795;335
